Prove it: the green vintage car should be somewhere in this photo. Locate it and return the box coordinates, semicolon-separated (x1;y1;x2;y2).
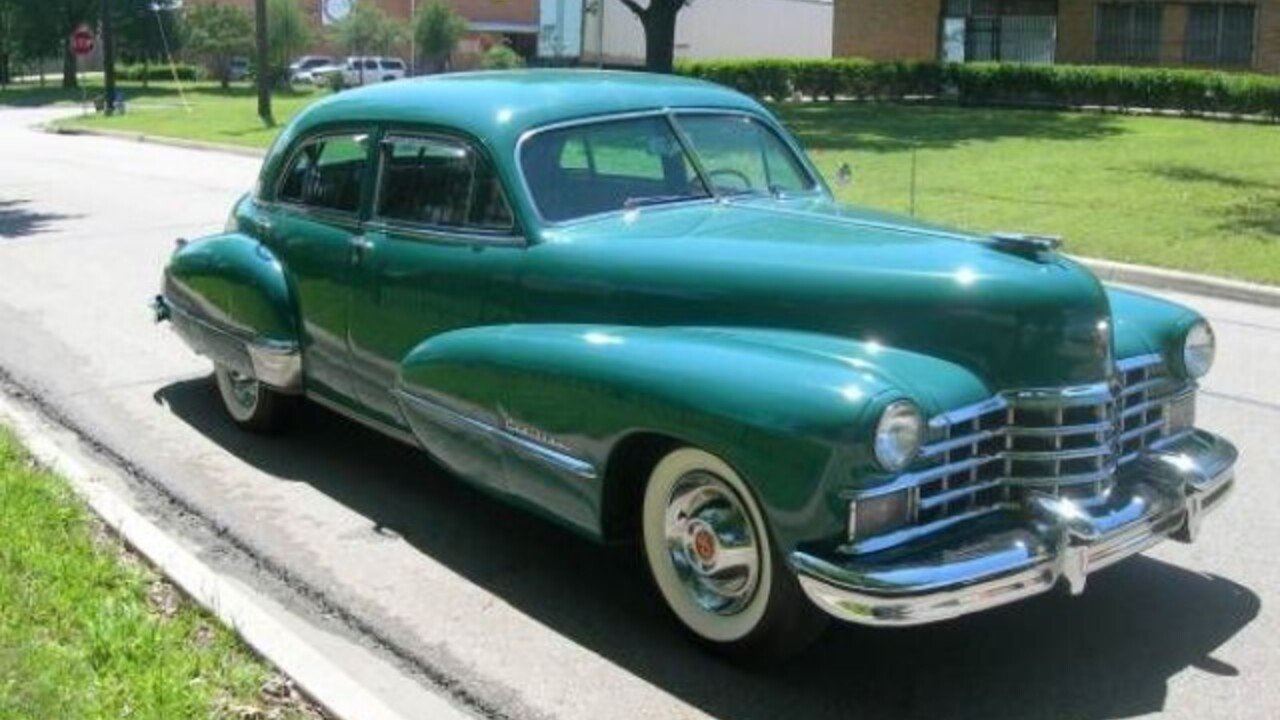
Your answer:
154;70;1236;661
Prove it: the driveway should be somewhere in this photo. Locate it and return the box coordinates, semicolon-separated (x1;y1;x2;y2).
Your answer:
1;107;1276;720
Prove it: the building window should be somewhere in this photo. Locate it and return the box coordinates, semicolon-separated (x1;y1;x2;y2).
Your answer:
1096;3;1163;64
1185;4;1256;66
942;0;1058;64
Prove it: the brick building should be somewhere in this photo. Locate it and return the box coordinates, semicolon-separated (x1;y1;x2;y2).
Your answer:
833;0;1280;73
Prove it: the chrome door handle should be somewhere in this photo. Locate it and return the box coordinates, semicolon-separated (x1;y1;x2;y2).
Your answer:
349;235;374;262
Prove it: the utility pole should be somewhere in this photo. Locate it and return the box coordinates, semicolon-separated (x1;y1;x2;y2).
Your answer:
254;0;273;126
101;0;117;115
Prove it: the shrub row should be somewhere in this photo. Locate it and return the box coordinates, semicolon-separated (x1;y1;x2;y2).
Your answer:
114;63;204;82
676;59;1280;118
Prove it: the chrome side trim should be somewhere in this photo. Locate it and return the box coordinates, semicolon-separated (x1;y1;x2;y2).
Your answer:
392;390;599;480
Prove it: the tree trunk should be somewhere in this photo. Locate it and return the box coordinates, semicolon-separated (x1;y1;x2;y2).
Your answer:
642;4;679;73
254;0;273;126
62;43;77;89
0;52;10;86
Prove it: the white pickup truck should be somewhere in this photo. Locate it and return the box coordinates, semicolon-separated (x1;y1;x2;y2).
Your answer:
322;56;408;87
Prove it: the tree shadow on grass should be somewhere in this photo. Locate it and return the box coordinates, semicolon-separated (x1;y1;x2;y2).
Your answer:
156;375;1263;720
774;102;1129;154
1142;163;1280;243
0;199;80;240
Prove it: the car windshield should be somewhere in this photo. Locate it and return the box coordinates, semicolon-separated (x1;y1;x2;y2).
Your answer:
520;113;816;223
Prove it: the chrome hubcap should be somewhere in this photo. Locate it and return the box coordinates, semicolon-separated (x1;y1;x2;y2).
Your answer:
226;369;259;410
663;471;761;616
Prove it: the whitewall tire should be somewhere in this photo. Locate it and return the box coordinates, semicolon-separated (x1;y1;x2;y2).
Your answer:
214;363;297;433
641;447;828;662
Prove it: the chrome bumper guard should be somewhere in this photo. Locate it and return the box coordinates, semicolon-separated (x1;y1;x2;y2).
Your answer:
152;294;303;392
791;430;1236;626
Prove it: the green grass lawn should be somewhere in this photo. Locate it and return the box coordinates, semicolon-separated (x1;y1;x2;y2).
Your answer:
778;102;1280;285
0;427;317;719
4;78;1278;283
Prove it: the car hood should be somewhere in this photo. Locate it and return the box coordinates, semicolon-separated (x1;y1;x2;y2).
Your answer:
530;198;1114;390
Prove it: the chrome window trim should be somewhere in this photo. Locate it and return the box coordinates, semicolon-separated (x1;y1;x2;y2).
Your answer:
271;128;375;221
371;130;523;245
513;108;825;229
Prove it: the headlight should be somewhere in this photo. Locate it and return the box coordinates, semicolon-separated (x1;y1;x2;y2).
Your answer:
874;400;923;472
1181;320;1215;379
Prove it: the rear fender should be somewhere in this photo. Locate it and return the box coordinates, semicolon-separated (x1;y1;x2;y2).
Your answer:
161;232;301;391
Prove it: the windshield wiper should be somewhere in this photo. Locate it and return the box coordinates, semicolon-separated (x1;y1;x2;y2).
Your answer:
622;194;699;209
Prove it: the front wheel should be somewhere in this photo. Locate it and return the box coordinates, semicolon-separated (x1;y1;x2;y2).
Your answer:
641;447;828;664
214;363;297;434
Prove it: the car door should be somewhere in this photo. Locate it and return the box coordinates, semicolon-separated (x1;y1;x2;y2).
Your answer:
348;131;524;485
348;131;523;422
268;129;375;407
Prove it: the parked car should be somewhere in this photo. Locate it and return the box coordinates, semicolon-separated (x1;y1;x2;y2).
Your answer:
331;56;407;86
153;71;1237;662
288;55;335;84
227;57;250;82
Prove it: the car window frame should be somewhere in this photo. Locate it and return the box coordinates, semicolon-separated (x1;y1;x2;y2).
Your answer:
269;126;378;229
514;108;827;228
368;129;524;247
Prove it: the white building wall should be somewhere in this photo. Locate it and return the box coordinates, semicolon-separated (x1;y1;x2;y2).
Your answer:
580;0;833;66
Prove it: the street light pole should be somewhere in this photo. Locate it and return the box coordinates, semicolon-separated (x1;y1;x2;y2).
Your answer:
410;0;417;75
101;0;117;115
254;0;273;126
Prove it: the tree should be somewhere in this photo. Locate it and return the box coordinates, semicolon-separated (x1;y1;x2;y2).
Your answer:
254;0;270;124
0;0;17;85
183;1;252;89
266;0;309;88
479;43;523;70
617;0;689;73
329;2;402;83
413;0;465;74
32;0;99;88
113;0;183;88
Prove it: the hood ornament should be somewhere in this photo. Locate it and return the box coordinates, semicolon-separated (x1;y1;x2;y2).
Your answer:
989;232;1063;257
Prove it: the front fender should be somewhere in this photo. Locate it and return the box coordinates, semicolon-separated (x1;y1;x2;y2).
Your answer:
394;324;991;549
161;232;300;390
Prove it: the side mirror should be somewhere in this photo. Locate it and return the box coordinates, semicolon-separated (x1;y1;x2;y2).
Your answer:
835;162;853;187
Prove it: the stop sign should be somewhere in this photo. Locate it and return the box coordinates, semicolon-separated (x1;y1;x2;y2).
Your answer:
71;25;95;57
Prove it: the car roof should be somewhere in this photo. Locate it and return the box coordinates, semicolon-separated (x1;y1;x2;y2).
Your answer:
276;70;765;154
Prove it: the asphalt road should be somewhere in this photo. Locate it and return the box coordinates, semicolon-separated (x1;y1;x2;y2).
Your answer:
1;107;1277;720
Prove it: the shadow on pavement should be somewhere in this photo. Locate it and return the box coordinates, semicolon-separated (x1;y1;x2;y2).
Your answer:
156;376;1261;720
0;199;80;239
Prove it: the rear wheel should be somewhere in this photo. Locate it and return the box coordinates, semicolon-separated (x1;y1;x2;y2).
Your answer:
640;447;827;664
214;363;297;434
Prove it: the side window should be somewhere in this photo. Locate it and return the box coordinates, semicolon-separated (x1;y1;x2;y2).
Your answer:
376;135;514;232
277;133;370;213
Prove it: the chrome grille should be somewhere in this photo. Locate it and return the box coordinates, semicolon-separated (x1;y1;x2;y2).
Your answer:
903;354;1188;530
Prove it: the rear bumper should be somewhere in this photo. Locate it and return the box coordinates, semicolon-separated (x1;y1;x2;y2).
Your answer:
790;429;1236;626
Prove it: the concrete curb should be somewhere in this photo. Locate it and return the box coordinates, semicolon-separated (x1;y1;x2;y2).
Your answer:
48;123;266;158
0;391;473;720
39;124;1280;308
1079;256;1280;308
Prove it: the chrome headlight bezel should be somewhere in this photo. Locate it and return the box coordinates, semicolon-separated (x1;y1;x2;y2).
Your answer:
873;400;924;473
1181;320;1215;379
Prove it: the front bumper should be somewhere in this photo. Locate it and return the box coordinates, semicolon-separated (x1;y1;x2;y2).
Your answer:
790;429;1236;626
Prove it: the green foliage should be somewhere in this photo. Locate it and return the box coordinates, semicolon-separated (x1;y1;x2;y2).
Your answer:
676;59;1280;119
267;0;310;86
414;0;467;73
115;62;202;82
479;43;525;70
329;2;403;58
0;428;315;719
183;1;252;88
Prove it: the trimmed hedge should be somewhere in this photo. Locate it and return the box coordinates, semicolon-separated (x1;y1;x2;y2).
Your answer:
115;63;204;82
676;59;1280;119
